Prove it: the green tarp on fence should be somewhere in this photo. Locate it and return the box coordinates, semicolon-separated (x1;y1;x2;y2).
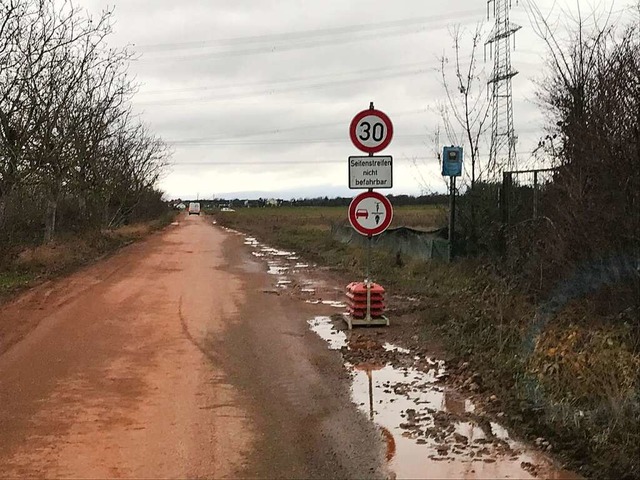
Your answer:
332;224;449;261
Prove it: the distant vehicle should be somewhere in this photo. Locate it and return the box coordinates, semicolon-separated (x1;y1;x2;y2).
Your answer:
355;209;368;219
220;207;235;212
188;202;201;215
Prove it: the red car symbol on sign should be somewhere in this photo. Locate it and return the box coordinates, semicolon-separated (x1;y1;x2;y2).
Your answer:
355;209;368;219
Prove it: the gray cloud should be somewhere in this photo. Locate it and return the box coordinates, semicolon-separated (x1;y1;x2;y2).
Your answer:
82;0;626;199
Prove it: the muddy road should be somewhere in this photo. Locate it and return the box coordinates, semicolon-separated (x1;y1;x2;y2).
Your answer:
0;215;575;478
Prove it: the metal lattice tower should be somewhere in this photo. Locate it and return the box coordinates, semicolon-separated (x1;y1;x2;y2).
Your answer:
486;0;521;176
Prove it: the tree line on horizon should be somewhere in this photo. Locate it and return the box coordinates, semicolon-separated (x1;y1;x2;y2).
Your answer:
175;193;449;208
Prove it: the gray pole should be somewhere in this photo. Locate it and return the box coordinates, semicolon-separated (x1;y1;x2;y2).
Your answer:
449;176;456;261
366;101;375;319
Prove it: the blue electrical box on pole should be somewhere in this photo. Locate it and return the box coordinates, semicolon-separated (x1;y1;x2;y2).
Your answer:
442;146;463;177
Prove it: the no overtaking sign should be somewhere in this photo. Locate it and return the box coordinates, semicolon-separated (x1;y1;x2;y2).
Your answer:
348;191;393;236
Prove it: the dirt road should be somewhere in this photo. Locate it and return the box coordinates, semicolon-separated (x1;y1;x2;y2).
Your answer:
0;215;385;478
1;215;579;479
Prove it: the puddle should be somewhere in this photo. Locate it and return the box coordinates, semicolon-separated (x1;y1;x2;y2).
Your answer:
307;317;347;350
238;233;332;302
321;300;347;308
383;343;411;354
308;316;578;480
233;230;576;479
267;265;289;275
244;237;260;246
260;247;293;256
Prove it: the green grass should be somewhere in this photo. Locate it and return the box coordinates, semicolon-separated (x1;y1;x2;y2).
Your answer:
0;272;35;294
212;204;446;281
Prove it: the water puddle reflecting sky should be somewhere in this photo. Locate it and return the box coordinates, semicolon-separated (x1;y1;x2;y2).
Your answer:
308;316;578;480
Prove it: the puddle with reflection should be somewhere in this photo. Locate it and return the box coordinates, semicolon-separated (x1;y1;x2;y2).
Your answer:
260;247;294;257
305;300;347;308
383;343;411;354
244;237;260;247
308;316;578;480
236;233;323;296
308;317;347;350
267;265;289;275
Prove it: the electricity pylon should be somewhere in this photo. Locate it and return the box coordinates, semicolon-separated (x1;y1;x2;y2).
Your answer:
486;0;521;176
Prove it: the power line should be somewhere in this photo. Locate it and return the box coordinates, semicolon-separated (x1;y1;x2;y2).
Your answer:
137;60;435;96
165;125;543;146
167;133;429;146
135;68;433;106
159;108;430;144
169;150;543;166
135;12;487;63
136;10;485;54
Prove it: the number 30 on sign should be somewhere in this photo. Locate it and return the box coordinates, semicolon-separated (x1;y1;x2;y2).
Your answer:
349;108;393;154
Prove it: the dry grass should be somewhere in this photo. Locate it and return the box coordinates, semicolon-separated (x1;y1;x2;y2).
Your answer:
0;213;176;302
212;204;640;479
15;243;77;269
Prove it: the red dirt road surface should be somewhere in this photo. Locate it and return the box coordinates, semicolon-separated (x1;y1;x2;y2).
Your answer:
0;215;384;478
0;215;577;479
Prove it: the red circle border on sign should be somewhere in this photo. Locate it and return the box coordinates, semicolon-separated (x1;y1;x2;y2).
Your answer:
349;109;394;154
348;191;394;236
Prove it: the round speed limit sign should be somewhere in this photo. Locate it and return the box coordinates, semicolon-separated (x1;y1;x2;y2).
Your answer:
349;108;393;154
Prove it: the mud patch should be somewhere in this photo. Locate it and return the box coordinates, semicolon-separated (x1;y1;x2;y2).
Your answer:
309;316;579;480
236;233;345;307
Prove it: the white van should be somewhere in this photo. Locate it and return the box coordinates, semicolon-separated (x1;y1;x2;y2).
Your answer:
188;202;201;215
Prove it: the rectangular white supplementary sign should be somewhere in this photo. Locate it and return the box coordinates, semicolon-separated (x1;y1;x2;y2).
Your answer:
348;156;393;189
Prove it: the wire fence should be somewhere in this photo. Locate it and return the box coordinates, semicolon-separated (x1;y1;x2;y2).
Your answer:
500;167;559;227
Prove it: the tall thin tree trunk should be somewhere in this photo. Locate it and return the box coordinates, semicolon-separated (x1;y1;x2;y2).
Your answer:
0;196;7;232
44;197;58;243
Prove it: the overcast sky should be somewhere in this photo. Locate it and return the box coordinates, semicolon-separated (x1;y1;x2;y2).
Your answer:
81;0;628;200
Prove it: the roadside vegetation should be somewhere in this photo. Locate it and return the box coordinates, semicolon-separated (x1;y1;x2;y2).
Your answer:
0;1;171;299
213;6;640;478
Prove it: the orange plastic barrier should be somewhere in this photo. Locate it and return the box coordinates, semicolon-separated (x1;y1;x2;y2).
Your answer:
345;281;386;319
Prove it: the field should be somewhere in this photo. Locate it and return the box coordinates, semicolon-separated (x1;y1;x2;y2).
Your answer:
210;204;446;273
211;204;640;480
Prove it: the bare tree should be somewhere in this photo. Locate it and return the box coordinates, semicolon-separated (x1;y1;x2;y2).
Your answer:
0;0;169;249
517;1;640;276
434;25;493;252
437;25;492;188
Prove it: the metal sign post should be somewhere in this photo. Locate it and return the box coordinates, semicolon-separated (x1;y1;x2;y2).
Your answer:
346;102;394;328
442;146;463;261
449;176;456;261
